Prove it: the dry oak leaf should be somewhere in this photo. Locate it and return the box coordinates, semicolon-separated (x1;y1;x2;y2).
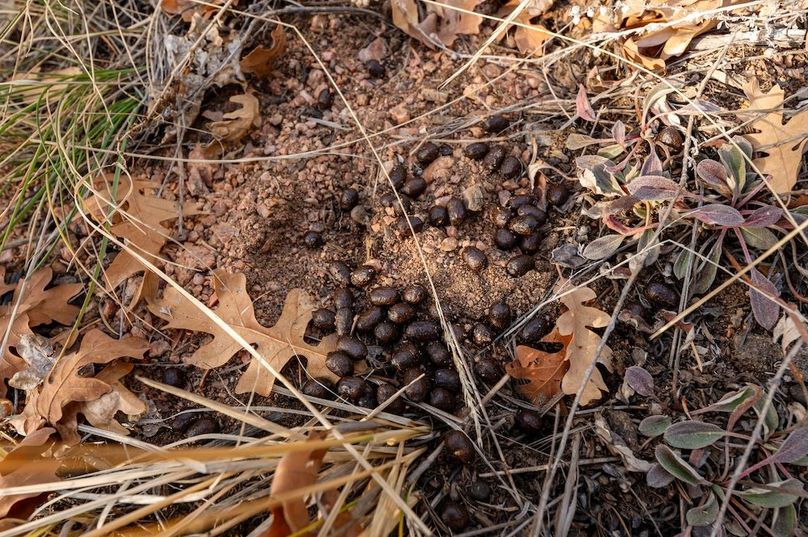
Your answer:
240;25;286;79
556;286;613;405
84;174;198;307
209;93;261;143
506;333;569;404
160;0;235;22
265;431;327;537
742;79;808;194
391;0;484;48
593;0;738;71
58;361;146;445
148;271;338;396
11;329;147;441
0;267;82;397
0;427;60;524
497;0;553;54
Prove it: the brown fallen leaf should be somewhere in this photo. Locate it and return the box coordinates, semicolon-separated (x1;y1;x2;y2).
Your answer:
148;270;338;396
160;0;235;22
209;93;261;143
265;431;327;537
593;0;739;72
742;79;808;194
83;174;198;307
556;286;613;405
391;0;484;48
58;361;146;445
506;334;569;404
240;25;286;79
497;0;553;54
11;329;148;442
0;267;82;397
0;428;60;523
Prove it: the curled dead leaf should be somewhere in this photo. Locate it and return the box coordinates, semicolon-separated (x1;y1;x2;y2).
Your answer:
391;0;485;48
241;25;286;79
209;93;261;143
506;336;569;404
497;0;553;54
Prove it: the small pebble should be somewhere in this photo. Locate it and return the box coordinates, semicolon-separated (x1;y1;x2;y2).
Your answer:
492;206;511;228
462;185;485;212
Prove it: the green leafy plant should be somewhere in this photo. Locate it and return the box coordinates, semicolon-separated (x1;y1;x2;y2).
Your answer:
641;385;806;535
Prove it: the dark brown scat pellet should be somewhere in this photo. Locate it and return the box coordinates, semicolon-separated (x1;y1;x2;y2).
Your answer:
388;302;416;324
404;320;441;342
355;306;384;332
311;308;336;331
506;254;535;277
389;163;407;188
494;228;518;251
337;376;366;401
185;417;220;438
302;378;335;399
334;307;353;336
475;358;501;383
469;481;491;501
426;341;452;367
401;177;427;198
326;351;354;377
416;142;440;165
374;321;399;344
656;125;684;152
519;317;549;343
500;156;522;179
484;114;510;133
519;233;542;255
488;302;511;331
403;368;430;401
162;367;186;388
446;198;467;226
376;383;405;414
515;409;542;432
516;204;546;222
366;59;385;78
434;368;461;390
317;88;332;110
303;230;323;248
464;142;490;160
441;501;470;532
340;188;359;210
508;214;539;236
472;323;493;346
350;265;376;288
461;247;488;272
645;282;678;307
336;336;367;360
443;430;474;463
429;387;455;410
332;288;353;310
402;284;427;305
428;205;449;227
484;145;507;170
328;261;351;286
369;287;399;306
546;182;570;206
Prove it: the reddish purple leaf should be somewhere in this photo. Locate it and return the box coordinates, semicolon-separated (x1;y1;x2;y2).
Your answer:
696;160;732;197
576;85;596;122
627;175;681;201
749;268;779;330
641;145;663;175
626;366;654;397
772;427;808;464
743;205;783;228
688;204;745;227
